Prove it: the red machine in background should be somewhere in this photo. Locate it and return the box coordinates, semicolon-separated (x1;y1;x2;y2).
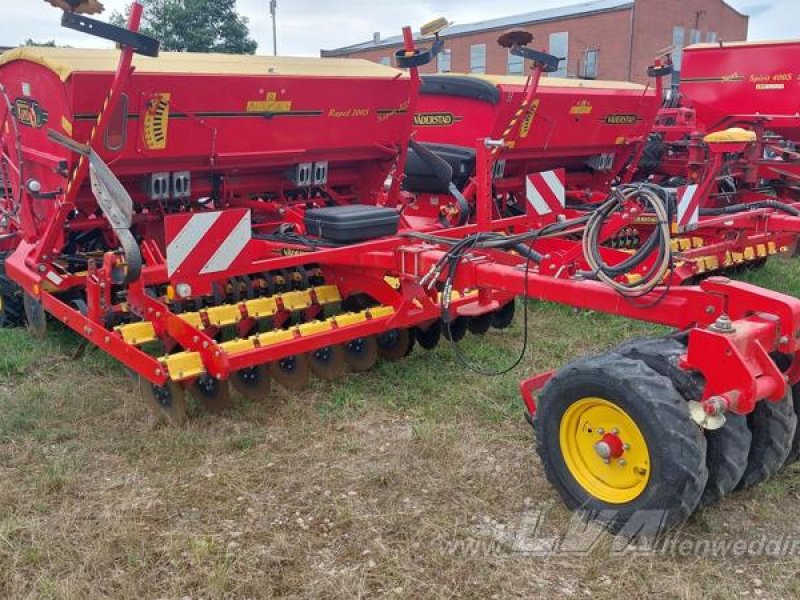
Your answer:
408;37;800;283
680;40;800;143
2;3;800;536
640;40;800;275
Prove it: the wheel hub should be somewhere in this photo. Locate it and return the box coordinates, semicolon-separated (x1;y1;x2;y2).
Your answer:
559;397;651;504
594;433;625;461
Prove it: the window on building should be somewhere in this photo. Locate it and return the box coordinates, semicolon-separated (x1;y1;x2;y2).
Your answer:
507;50;524;75
707;31;718;43
672;26;685;88
438;49;452;73
378;57;391;66
581;49;599;79
470;44;486;73
690;29;702;44
549;32;569;77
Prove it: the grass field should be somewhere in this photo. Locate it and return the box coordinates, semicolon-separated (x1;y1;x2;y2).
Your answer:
1;260;800;598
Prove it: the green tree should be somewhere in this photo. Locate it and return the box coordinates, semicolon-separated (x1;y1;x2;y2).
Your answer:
24;39;58;47
111;0;257;54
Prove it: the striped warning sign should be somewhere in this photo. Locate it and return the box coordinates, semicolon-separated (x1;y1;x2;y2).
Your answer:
676;184;700;231
165;209;253;278
526;169;566;216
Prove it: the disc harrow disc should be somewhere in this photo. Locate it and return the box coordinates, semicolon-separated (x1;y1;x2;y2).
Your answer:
270;354;311;390
192;374;235;413
491;301;516;330
23;293;47;339
377;329;414;362
231;365;272;401
344;336;379;372
442;317;467;342
309;345;346;381
414;321;442;350
467;313;493;336
139;377;188;426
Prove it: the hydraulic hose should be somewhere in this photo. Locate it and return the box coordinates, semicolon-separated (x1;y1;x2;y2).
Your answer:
700;199;800;217
581;184;672;296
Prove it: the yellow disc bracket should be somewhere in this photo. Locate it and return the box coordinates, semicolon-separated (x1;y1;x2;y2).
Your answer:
559;397;651;504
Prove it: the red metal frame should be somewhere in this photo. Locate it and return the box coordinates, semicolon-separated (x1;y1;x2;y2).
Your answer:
0;7;799;430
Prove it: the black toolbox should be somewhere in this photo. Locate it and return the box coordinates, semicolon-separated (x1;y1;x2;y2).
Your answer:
304;205;400;243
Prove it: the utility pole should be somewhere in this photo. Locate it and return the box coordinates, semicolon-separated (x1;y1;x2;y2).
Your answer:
270;0;278;56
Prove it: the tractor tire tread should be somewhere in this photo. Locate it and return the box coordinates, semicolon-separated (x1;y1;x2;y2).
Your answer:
535;353;707;535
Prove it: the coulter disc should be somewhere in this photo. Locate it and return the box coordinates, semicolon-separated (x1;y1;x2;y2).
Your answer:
377;329;414;362
467;313;493;336
414;321;442;350
442;317;467;342
231;365;272;401
23;293;47;339
270;354;311;390
192;374;235;413
344;336;379;372
139;377;188;426
309;345;347;381
490;301;516;330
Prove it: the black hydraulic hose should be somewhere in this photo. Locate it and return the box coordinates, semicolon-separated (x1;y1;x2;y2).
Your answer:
700;199;800;217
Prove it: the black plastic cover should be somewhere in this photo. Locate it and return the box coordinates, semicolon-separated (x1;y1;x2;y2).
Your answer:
404;143;476;194
304;205;400;243
420;75;501;105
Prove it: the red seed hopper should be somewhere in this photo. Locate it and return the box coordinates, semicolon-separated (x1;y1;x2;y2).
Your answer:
680;40;800;141
411;73;660;190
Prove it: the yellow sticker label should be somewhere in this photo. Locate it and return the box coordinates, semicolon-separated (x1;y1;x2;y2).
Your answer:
143;92;171;151
519;99;540;138
570;100;593;115
247;92;292;113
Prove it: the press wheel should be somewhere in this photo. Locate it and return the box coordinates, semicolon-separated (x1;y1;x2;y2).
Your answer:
344;336;379;372
270;354;311;390
192;374;235;413
231;365;272;401
309;345;346;381
139;377;188;426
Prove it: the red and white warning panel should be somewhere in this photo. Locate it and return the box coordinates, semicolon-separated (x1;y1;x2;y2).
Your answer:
165;209;255;279
676;184;700;231
526;169;566;217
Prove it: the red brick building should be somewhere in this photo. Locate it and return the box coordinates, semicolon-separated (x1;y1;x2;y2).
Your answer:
321;0;748;84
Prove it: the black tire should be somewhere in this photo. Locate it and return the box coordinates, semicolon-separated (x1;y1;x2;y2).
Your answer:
786;383;800;465
0;253;24;328
535;353;708;535
614;337;752;506
737;391;797;490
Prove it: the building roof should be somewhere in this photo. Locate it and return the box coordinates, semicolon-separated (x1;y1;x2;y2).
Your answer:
321;0;634;56
0;47;406;81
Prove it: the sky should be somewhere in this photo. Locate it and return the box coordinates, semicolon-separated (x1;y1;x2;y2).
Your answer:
1;0;795;55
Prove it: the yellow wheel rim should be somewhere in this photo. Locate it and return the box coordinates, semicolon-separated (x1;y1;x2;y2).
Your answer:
559;397;651;504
